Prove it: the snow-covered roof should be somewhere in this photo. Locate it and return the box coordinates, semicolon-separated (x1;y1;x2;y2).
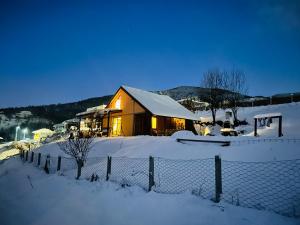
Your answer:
254;113;282;119
122;85;199;120
32;128;54;134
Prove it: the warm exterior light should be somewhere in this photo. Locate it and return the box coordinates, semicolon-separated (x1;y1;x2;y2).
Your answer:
115;97;121;109
112;117;121;135
22;128;28;140
152;117;157;129
15;126;20;141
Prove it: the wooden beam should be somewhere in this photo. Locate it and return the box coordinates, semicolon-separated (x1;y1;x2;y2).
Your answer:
176;138;230;147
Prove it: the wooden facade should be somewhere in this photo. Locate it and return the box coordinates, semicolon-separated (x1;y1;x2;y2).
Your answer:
101;87;197;137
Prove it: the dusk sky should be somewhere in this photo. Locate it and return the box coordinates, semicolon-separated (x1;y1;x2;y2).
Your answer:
1;0;300;108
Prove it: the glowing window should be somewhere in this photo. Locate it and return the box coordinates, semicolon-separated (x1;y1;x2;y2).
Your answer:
115;97;121;109
112;117;121;136
152;116;157;129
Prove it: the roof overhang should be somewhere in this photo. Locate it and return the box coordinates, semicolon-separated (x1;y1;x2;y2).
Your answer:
254;113;282;119
76;108;122;117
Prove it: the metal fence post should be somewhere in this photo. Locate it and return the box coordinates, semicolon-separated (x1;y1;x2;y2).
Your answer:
38;153;41;166
25;151;28;161
44;155;50;174
57;156;61;171
106;156;111;181
148;156;155;192
215;155;222;203
30;152;34;162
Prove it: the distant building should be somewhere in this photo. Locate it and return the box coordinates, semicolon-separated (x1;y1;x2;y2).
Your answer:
77;85;199;137
53;118;80;134
32;128;54;142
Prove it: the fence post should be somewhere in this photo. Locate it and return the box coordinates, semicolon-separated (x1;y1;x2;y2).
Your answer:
106;156;111;181
148;156;155;192
30;152;34;163
215;155;222;203
38;153;41;166
25;151;28;161
44;155;50;174
57;156;61;171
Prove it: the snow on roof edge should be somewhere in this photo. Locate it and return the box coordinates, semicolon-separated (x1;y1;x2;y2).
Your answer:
254;112;282;119
121;85;200;121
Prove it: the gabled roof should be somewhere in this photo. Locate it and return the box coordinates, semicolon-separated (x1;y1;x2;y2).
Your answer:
121;85;199;121
32;128;54;134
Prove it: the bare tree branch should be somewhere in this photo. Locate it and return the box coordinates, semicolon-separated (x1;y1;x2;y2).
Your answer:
57;138;94;179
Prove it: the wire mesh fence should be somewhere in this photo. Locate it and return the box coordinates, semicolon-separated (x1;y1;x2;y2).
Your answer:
59;157;77;177
231;138;300;146
109;157;149;190
81;157;107;181
19;149;300;217
154;157;215;199
222;159;300;217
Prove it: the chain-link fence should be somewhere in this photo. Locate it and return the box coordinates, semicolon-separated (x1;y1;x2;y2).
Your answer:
81;157;107;181
109;157;149;190
19;150;300;217
154;157;215;199
231;138;300;146
222;159;300;217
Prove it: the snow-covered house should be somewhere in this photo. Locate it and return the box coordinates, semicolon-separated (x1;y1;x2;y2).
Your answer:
32;128;54;142
77;85;199;137
53;118;80;134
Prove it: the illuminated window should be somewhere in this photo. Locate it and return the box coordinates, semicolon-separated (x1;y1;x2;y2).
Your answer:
112;117;121;136
115;97;121;109
152;116;157;129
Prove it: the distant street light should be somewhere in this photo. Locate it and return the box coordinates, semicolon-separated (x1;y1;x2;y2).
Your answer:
15;126;20;141
291;93;294;103
22;128;28;140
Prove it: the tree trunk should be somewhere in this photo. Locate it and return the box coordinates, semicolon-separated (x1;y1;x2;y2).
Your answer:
211;108;216;125
76;159;83;179
232;108;238;125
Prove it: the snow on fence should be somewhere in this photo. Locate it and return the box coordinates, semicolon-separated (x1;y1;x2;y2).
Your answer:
231;138;300;146
19;150;300;217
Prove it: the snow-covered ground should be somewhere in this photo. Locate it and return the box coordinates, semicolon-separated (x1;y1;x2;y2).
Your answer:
1;103;299;224
197;102;300;138
29;102;300;161
0;158;298;225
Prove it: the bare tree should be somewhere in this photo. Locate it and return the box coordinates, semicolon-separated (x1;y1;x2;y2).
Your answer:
179;96;197;112
57;138;94;179
201;68;226;125
223;68;248;125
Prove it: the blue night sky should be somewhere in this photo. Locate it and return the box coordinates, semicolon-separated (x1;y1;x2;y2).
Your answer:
1;0;300;108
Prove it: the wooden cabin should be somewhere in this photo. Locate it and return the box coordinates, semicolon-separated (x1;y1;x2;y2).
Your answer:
77;85;199;137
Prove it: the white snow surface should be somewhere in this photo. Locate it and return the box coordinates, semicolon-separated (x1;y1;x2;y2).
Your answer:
0;158;298;225
196;102;300;138
122;85;199;120
33;135;300;162
254;112;282;119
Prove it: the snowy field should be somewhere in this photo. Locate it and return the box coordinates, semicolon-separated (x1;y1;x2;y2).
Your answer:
0;103;300;224
0;158;298;225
